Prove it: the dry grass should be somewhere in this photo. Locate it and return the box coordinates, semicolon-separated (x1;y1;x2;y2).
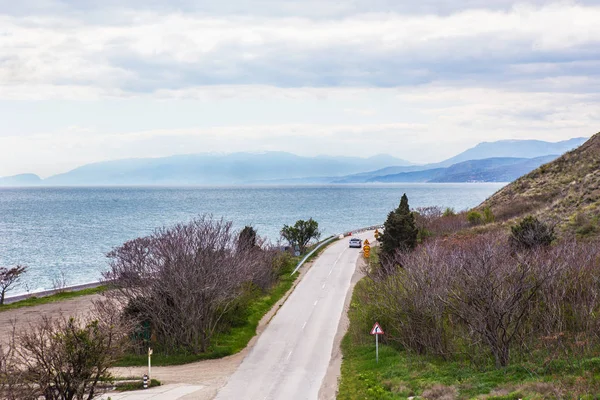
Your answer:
478;132;600;237
422;384;458;400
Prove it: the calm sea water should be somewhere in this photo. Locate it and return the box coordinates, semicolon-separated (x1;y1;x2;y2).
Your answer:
0;184;504;294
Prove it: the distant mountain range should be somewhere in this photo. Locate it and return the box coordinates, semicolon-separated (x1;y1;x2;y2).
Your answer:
436;137;587;167
367;156;558;183
0;137;588;186
332;137;588;183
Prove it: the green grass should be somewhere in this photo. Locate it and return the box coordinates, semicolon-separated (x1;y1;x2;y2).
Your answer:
338;279;600;400
114;378;161;391
0;286;107;312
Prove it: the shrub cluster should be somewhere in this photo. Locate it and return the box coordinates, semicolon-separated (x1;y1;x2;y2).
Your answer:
105;216;281;355
0;301;129;399
359;232;600;368
510;215;555;249
413;206;469;238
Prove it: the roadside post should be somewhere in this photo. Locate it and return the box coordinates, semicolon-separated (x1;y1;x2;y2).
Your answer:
143;374;148;389
370;322;384;363
363;239;371;259
148;347;153;382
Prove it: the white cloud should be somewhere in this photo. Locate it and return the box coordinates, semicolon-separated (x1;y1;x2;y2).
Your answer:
1;3;600;97
0;1;599;177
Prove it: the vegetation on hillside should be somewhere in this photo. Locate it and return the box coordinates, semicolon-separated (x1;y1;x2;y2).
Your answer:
341;183;600;399
479;132;600;236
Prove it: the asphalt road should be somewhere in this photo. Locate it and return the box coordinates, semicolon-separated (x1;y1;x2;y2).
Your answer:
215;231;375;400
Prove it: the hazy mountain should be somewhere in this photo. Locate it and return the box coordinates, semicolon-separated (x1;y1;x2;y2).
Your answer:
43;152;412;186
432;155;558;182
369;156;557;183
333;137;587;183
0;173;42;186
436;137;588;167
6;137;587;186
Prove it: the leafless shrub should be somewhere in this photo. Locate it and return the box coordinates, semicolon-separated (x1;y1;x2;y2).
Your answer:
493;198;539;222
532;240;600;342
440;234;561;367
414;207;469;239
104;215;277;354
0;300;130;400
365;242;454;357
51;270;69;293
370;231;600;368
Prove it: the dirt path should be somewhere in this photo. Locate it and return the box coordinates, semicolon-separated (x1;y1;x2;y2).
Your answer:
0;294;103;346
318;252;367;400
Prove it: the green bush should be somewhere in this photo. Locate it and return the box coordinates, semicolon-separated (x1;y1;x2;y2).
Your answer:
442;207;456;217
467;211;483;225
510;215;555;249
483;206;495;223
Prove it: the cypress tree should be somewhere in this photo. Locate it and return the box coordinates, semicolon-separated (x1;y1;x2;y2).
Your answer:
380;193;418;259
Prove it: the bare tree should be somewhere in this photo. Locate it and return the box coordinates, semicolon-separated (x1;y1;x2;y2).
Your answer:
0;300;130;400
105;215;276;354
439;235;561;367
0;265;27;305
370;232;596;368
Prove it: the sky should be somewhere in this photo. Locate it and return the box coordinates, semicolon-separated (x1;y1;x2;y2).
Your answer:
1;0;599;177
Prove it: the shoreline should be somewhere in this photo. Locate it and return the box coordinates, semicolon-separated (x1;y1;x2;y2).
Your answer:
3;280;104;305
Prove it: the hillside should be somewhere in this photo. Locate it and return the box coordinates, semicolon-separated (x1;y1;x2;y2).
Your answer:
439;137;587;167
480;132;600;235
368;155;557;183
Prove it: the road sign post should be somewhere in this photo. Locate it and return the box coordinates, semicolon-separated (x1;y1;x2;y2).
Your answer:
148;347;153;382
370;322;384;363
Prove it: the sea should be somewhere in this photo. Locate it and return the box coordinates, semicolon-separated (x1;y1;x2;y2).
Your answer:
0;183;505;295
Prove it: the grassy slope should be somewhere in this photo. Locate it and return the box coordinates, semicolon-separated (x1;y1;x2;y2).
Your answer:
338;278;600;400
479;132;600;236
0;286;106;312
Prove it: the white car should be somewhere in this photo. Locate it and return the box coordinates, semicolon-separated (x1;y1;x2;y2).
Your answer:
349;238;362;248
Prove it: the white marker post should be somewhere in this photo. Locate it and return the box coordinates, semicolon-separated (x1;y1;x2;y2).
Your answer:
148;347;153;382
370;322;384;363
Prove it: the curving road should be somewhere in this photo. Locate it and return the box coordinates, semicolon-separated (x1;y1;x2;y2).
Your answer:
215;231;374;400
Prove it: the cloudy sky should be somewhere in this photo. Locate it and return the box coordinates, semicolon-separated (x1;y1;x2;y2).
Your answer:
1;0;599;177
